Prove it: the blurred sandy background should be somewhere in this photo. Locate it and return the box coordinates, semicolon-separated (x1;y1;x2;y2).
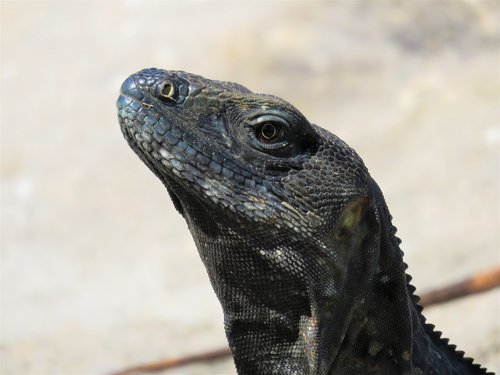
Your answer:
1;1;499;374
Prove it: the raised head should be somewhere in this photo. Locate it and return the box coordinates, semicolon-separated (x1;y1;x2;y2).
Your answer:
117;69;489;374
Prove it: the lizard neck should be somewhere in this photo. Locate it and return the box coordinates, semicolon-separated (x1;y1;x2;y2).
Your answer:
182;187;482;374
183;194;414;374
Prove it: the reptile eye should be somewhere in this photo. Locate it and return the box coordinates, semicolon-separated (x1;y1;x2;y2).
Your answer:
256;122;284;143
159;81;178;103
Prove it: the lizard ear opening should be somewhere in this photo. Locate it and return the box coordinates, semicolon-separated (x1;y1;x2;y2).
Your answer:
335;197;371;240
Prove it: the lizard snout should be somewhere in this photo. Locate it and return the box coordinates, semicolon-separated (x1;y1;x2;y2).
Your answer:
119;74;143;101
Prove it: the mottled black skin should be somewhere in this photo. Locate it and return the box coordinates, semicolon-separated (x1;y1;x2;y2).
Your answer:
117;68;491;374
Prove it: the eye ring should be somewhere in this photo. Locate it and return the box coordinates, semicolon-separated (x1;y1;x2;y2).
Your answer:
258;122;281;142
158;81;178;103
249;114;289;145
246;113;295;152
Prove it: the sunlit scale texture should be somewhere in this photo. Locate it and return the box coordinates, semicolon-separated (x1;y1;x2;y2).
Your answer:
118;68;492;375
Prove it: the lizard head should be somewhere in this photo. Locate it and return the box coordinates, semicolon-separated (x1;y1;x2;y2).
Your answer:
117;68;371;241
117;69;489;374
117;69;411;373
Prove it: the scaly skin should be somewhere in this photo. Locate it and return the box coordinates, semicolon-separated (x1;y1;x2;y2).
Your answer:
117;68;492;374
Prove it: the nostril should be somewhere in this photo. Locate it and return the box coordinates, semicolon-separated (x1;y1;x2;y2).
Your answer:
158;81;178;103
120;75;143;100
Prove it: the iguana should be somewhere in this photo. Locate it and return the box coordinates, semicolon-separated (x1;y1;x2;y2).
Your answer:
117;68;492;374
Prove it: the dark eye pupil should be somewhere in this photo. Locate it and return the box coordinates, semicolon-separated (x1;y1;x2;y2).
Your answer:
261;123;277;140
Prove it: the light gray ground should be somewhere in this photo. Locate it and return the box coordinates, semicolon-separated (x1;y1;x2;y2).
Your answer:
1;1;499;374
